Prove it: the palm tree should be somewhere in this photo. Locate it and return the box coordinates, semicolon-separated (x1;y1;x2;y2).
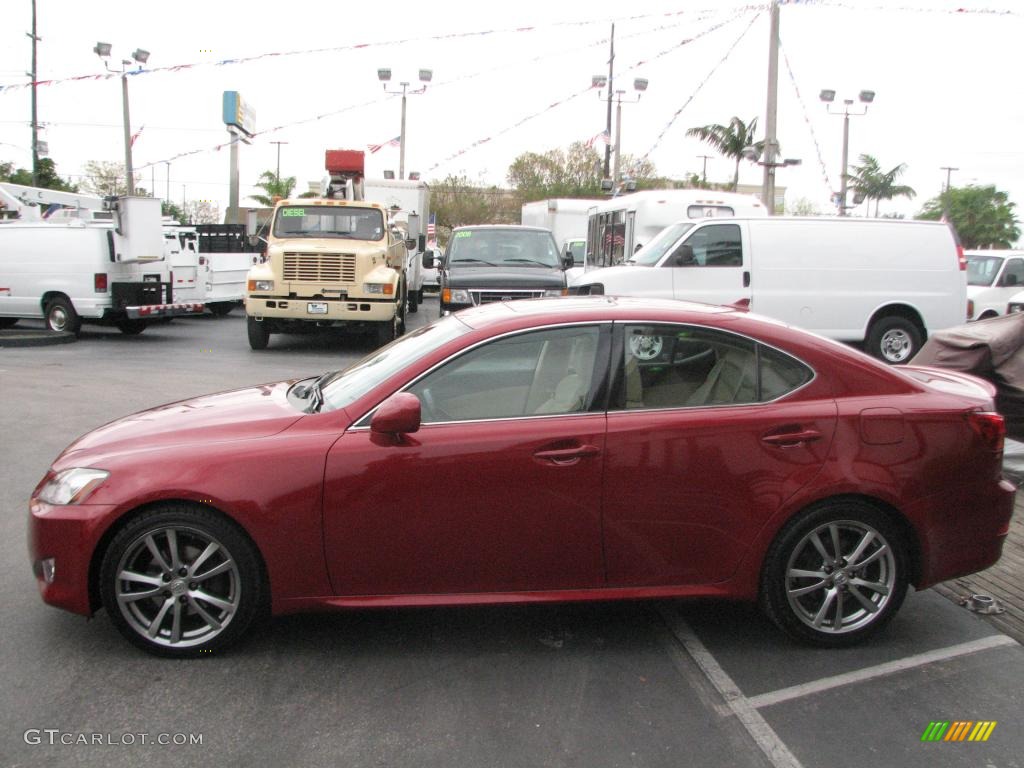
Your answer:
686;116;764;191
249;170;298;206
847;154;916;217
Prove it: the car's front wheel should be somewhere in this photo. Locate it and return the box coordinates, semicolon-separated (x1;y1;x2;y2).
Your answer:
760;500;908;647
99;505;265;657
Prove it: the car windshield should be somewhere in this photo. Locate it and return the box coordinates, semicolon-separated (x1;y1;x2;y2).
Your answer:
273;205;384;240
319;316;471;412
449;229;561;267
967;254;1004;286
628;222;695;266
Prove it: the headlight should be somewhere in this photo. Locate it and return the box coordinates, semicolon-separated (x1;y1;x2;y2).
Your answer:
444;289;472;304
543;288;568;297
363;283;395;295
247;279;273;292
35;468;109;506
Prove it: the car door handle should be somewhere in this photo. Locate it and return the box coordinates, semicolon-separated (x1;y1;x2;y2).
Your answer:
533;445;602;465
761;429;822;447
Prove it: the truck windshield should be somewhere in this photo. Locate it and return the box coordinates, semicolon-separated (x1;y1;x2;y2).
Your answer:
319;316;472;412
449;229;561;267
967;255;1003;287
273;206;384;240
628;222;694;266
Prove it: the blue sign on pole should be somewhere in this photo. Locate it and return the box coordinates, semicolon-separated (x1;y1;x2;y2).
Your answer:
222;91;255;136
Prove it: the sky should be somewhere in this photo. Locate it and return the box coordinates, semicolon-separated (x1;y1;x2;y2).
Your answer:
1;0;1021;227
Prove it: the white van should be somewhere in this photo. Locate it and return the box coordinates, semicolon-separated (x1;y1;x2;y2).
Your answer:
585;189;767;274
571;216;967;363
965;249;1024;320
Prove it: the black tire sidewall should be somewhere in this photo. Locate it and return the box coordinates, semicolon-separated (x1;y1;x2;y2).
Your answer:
45;297;80;336
760;500;909;647
247;317;269;350
99;505;264;658
867;316;922;364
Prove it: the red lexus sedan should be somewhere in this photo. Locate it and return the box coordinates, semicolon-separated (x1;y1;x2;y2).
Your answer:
28;298;1015;656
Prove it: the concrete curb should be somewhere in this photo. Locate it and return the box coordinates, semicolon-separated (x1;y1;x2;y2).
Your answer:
0;329;77;348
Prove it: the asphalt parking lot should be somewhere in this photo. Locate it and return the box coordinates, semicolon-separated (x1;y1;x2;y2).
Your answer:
2;298;1022;768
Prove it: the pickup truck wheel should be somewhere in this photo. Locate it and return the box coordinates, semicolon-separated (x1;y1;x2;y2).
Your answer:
866;316;921;364
116;319;148;335
45;297;81;336
375;313;399;347
247;317;270;350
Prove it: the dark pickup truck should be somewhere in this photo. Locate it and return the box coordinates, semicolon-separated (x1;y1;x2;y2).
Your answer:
428;225;571;314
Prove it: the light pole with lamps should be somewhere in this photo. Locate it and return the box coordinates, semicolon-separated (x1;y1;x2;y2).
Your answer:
94;42;150;196
820;88;874;216
376;68;432;180
591;76;648;189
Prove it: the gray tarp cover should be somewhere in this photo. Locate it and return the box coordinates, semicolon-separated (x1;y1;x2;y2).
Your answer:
912;312;1024;439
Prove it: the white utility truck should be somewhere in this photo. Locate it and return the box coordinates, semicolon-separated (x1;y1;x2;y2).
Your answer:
163;224;255;316
0;183;203;335
572;216;968;364
521;198;592;281
363;179;430;314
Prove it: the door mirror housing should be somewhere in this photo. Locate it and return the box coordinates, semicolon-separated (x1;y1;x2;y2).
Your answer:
371;393;421;435
561;253;574;270
422;250;439;269
670;244;695;267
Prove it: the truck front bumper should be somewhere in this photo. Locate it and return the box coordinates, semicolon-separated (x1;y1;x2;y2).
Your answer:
246;297;396;323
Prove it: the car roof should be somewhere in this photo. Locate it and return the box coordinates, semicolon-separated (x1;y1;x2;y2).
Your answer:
451;225;553;233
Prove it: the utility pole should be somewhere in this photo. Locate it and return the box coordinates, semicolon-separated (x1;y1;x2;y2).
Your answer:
28;0;40;186
761;1;780;215
941;166;958;192
270;141;288;180
165;161;170;202
698;154;713;184
604;24;615;179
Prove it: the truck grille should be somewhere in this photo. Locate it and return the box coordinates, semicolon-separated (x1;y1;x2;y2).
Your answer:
283;252;357;284
470;289;546;305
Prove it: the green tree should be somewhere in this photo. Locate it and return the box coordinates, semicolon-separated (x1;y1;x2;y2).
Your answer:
507;142;603;202
685;116;764;191
161;201;187;222
249;170;297;206
847;154;915;217
0;157;77;191
429;174;515;243
918;185;1020;249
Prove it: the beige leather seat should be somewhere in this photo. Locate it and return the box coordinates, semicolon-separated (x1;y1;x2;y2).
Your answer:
686;349;756;406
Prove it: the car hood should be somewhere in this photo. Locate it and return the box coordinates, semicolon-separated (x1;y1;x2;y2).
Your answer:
57;381;303;463
446;266;566;289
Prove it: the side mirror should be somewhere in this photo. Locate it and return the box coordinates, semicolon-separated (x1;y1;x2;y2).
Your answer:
371;393;421;436
418;234;426;252
561;253;574;270
422;250;436;269
670;244;695;266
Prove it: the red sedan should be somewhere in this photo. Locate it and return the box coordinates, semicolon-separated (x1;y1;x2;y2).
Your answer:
28;298;1015;656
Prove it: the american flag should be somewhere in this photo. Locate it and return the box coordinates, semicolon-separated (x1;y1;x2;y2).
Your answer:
427;213;436;238
367;135;401;154
585;129;610;148
129;124;145;147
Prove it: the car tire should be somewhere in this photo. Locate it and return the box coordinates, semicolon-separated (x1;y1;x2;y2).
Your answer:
116;319;148;335
760;500;908;647
45;296;81;336
99;504;265;657
375;311;399;347
866;316;922;364
247;317;270;350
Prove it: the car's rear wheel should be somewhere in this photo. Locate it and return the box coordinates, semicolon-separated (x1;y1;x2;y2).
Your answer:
760;500;908;646
99;505;264;657
45;296;81;336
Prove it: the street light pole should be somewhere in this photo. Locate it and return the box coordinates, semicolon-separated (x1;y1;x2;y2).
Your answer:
28;0;40;187
593;77;647;190
270;141;288;180
940;166;958;192
820;89;874;216
604;23;615;180
378;68;432;181
95;43;150;196
762;0;780;215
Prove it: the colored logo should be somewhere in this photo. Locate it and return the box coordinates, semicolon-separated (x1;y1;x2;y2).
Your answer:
921;721;997;742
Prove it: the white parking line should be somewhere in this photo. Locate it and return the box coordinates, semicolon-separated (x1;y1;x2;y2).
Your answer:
746;634;1019;710
657;606;805;768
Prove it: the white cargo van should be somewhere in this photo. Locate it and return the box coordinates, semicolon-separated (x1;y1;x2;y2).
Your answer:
965;249;1024;320
571;216;967;363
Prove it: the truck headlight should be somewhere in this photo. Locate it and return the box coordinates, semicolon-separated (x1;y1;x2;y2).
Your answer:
363;283;395;295
35;468;109;506
443;289;472;304
543;289;568;297
247;280;274;292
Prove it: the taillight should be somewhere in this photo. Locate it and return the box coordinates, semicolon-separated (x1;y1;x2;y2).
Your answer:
94;273;108;292
967;411;1005;453
967;299;974;319
957;245;966;271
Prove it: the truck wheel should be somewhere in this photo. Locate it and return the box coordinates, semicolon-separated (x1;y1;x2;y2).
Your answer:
45;297;81;336
866;316;921;364
209;302;235;317
116;319;148;335
408;287;419;314
247;317;270;350
0;318;19;329
375;314;399;347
